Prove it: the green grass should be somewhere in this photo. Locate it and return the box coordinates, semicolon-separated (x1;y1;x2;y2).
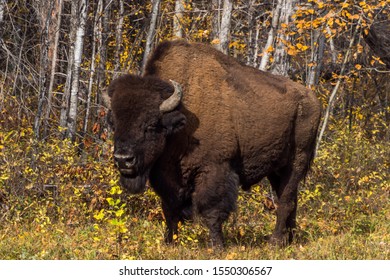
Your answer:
0;122;388;260
0;182;388;260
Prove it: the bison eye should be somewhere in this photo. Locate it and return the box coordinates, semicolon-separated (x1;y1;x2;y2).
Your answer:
145;125;157;133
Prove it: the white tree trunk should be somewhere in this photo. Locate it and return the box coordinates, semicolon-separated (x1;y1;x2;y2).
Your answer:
173;0;185;38
253;26;260;67
326;26;337;64
113;0;124;79
0;0;4;24
316;18;362;153
307;29;325;88
96;0;109;104
45;0;63;137
60;0;77;129
34;0;56;138
0;0;4;106
210;0;221;42
83;0;102;138
259;0;283;71
67;0;87;142
142;0;160;74
246;0;255;66
270;0;295;76
218;0;233;54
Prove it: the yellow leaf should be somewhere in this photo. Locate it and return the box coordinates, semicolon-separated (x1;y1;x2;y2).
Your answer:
296;43;309;51
225;252;237;260
378;59;386;65
266;45;274;52
357;44;363;53
211;39;220;45
351;14;360;20
355;64;362;70
288;48;297;56
94;209;105;220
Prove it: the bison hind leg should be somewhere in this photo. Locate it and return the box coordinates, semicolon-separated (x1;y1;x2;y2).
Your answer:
267;169;298;247
193;164;239;248
267;150;311;247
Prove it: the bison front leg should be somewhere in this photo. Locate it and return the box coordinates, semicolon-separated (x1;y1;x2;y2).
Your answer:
193;165;239;248
162;202;180;244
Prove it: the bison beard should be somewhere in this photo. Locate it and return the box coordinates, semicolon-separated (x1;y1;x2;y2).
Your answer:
119;173;148;194
105;40;321;248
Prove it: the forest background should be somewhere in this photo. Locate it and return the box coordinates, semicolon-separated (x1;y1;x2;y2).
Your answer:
0;0;389;259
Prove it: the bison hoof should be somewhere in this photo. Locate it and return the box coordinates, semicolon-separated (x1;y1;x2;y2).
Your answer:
210;237;226;249
164;233;177;245
268;232;292;247
208;240;225;251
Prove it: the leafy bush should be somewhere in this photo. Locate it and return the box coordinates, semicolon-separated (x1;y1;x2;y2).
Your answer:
0;94;388;260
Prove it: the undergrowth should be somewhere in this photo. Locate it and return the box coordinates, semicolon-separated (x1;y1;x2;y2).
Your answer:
0;105;389;260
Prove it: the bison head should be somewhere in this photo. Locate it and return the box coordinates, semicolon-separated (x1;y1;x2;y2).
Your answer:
104;75;186;194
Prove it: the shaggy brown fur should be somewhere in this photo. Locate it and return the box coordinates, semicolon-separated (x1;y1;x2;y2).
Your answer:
107;40;321;247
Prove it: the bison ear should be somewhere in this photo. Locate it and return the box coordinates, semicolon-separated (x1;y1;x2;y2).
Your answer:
161;111;186;135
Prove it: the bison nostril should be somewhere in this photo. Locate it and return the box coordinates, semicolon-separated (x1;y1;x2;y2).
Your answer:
114;153;136;168
125;157;135;168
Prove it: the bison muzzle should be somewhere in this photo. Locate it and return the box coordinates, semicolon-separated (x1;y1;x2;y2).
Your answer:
104;40;321;247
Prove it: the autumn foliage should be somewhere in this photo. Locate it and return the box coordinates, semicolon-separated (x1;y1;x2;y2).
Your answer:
0;0;389;259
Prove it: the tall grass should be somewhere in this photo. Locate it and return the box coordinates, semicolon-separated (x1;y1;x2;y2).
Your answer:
0;108;388;259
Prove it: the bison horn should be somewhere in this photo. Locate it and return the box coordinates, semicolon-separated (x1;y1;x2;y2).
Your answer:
159;80;183;113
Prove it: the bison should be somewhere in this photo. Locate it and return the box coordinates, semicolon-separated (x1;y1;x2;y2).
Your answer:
104;40;321;247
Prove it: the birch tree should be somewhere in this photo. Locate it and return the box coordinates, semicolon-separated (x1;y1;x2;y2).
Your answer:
33;0;56;138
307;30;325;88
259;0;283;71
83;0;103;140
96;0;110;105
210;0;221;43
218;0;233;54
173;0;185;38
0;0;4;26
44;0;64;137
246;0;259;66
270;0;296;76
142;0;161;74
113;0;124;80
67;0;88;142
60;1;77;130
316;18;363;153
0;0;4;105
